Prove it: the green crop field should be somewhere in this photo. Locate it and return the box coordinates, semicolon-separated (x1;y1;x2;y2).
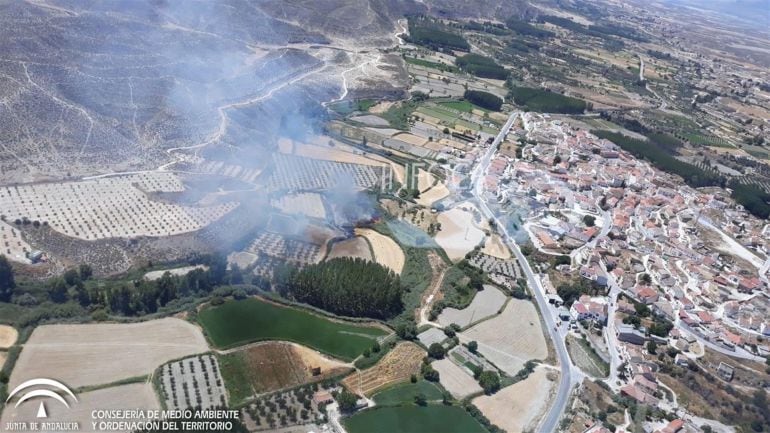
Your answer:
198;298;387;360
344;406;487;433
439;100;488;113
372;381;444;406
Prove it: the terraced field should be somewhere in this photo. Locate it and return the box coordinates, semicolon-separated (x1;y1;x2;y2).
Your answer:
342;342;425;396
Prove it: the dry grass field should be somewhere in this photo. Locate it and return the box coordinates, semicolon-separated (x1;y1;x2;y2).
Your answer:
272;192;326;219
472;367;557;433
0;382;159;433
459;300;548;376
481;234;510;260
342;342;426;396
437;285;506;328
434;208;485;262
354;228;405;273
9;318;208;389
415;182;450;207
0;325;18;348
327;236;372;261
432;358;482;399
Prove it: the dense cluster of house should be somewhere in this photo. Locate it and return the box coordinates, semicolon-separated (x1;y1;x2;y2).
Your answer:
482;113;770;428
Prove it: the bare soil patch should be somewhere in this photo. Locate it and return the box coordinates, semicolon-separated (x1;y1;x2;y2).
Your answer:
459;300;548;376
434;208;485;262
0;325;18;349
481;234;510;260
1;382;159;433
472;367;557;433
432;358;482;399
437;285;506;328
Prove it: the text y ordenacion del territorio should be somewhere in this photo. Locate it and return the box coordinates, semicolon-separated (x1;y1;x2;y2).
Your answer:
91;409;240;432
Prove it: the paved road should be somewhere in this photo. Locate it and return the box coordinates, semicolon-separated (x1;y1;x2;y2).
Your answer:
470;112;578;433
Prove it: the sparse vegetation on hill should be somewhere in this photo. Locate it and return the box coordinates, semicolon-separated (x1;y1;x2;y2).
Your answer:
463;90;503;112
279;257;403;319
455;54;509;80
508;86;587;114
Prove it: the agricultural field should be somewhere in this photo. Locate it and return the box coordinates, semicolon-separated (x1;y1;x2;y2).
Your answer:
265;153;386;192
0;382;159;433
481;234;511;260
143;264;207;281
246;229;328;268
9;318;208;389
219;341;350;406
0;221;33;263
272;192;326;219
0;172;237;240
434;207;486;262
431;358;482;399
459;299;548;376
437;285;507;328
242;384;330;431
344;405;487;433
415;181;451;207
198;298;388;360
372;380;444;406
0;325;18;348
354;228;405;274
342;342;425;396
158;354;227;411
472;367;557;433
326;237;372;261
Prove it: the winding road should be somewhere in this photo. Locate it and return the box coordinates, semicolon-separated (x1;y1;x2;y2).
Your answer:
470;112;579;433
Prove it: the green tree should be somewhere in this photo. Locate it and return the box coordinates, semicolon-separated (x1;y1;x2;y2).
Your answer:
78;264;93;281
0;255;15;302
647;341;658;355
583;215;596;227
414;393;427;406
467;341;478;353
49;278;68;303
477;370;501;394
63;268;81;286
336;390;358;413
428;343;446;359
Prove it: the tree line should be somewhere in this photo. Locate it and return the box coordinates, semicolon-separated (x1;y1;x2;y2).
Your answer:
728;180;770;220
0;253;233;318
405;17;470;52
463;90;503;111
455;54;509;80
277;257;403;319
508;86;587;114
